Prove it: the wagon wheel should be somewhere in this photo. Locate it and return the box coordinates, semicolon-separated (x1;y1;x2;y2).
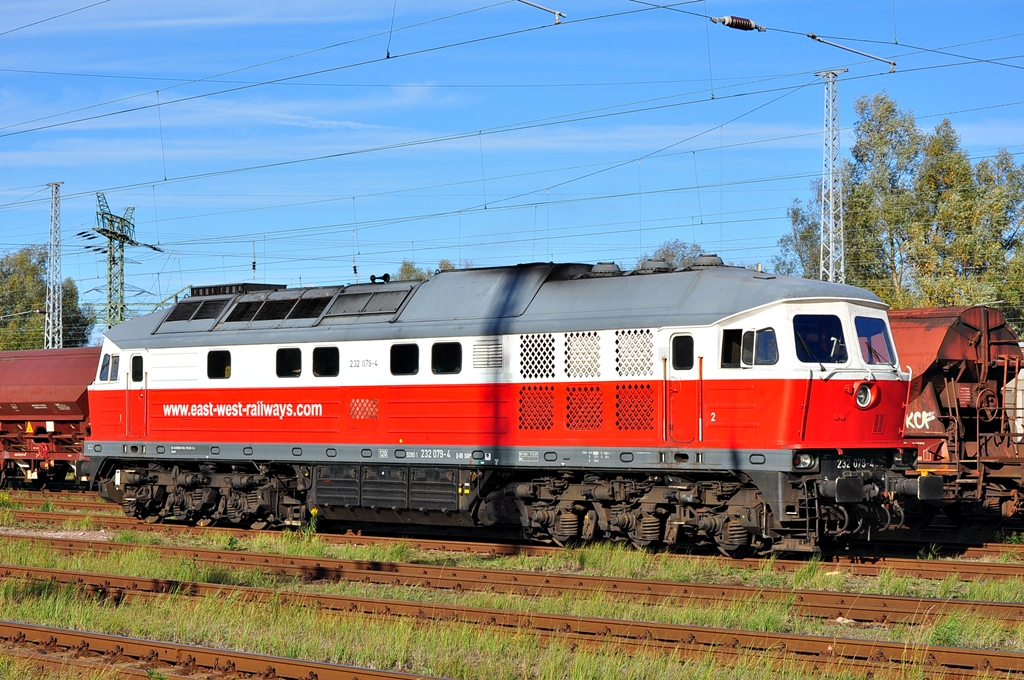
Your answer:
977;389;1000;422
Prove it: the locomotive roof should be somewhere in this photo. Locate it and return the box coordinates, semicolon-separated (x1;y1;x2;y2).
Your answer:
104;262;885;349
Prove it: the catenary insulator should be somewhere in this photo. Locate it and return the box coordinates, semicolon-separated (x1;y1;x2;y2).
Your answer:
710;15;766;32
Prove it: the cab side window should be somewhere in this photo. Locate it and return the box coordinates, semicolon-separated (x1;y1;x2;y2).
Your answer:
99;354;110;381
131;356;144;382
721;330;742;368
671;336;693;370
754;328;779;365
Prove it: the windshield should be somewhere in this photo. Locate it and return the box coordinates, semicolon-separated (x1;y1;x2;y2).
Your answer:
855;316;896;365
793;314;848;364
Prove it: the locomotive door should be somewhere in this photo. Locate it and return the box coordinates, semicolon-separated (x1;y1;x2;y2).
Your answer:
126;354;147;438
667;335;697;443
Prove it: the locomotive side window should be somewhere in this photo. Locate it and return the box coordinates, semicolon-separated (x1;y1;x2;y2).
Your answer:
721;330;742;368
391;344;419;375
741;331;755;366
432;342;462;374
99;354;111;381
313;347;340;377
276;348;302;377
207;350;231;379
754;328;779;365
131;356;144;382
109;355;120;381
671;335;694;370
793;315;848;364
855;317;896;365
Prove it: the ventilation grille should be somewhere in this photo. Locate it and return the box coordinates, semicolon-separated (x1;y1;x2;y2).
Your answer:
253;299;297;321
165;301;201;322
226;301;261;323
327;293;372;316
349;398;379;420
565;331;600;379
616;329;653;377
520;333;555;379
616;383;655;431
519;386;554;430
873;414;885;434
566;386;603;430
192;300;228;321
473;339;503;370
288;297;331;319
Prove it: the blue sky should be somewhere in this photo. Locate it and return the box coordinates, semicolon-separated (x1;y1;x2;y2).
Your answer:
0;0;1021;316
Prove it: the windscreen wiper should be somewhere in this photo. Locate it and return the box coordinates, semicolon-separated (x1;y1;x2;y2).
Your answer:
796;333;826;372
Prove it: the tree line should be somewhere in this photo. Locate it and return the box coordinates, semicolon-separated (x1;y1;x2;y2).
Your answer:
0;246;94;351
774;91;1024;319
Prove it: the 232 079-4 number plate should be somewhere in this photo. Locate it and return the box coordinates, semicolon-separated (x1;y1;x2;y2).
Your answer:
836;458;871;470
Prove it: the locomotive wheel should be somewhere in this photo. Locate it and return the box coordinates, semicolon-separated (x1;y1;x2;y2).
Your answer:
250;520;268;530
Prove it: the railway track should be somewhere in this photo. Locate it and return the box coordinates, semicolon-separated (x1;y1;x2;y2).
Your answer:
4;497;120;513
0;619;439;679
1;562;1022;678
9;509;1024;581
4;535;1024;627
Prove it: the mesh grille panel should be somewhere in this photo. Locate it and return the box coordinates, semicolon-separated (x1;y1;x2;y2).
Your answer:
253;299;297;321
566;386;603;430
288;297;331;319
192;300;228;320
165;301;201;322
615;329;653;377
349;398;379;420
226;301;261;323
565;331;600;378
615;383;655;431
518;386;554;430
520;333;555;379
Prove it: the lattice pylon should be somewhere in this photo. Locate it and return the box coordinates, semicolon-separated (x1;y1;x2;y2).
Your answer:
817;69;848;284
44;182;63;349
95;192;137;328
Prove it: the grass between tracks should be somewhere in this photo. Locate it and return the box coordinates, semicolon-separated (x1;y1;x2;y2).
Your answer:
0;578;950;680
0;536;1024;659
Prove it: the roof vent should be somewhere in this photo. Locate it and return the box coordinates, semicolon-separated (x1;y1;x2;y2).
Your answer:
634;259;672;274
690;254;725;268
190;283;285;297
588;262;622;277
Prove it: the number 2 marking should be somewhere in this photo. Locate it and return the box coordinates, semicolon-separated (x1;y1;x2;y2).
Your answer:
710;412;716;422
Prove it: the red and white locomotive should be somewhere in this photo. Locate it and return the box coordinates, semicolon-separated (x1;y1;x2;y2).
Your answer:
83;257;941;553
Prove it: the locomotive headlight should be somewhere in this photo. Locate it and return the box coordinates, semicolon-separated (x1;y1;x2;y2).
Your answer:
793;452;817;470
854;383;876;409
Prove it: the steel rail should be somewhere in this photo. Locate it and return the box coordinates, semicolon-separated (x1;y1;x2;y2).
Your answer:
0;619;440;679
4;535;1024;627
12;509;1024;580
0;564;1021;678
7;497;121;513
0;647;156;678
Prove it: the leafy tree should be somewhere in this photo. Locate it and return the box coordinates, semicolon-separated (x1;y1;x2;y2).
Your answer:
0;246;95;350
643;239;703;269
775;91;1024;321
394;258;461;281
773;186;823;278
395;259;429;281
